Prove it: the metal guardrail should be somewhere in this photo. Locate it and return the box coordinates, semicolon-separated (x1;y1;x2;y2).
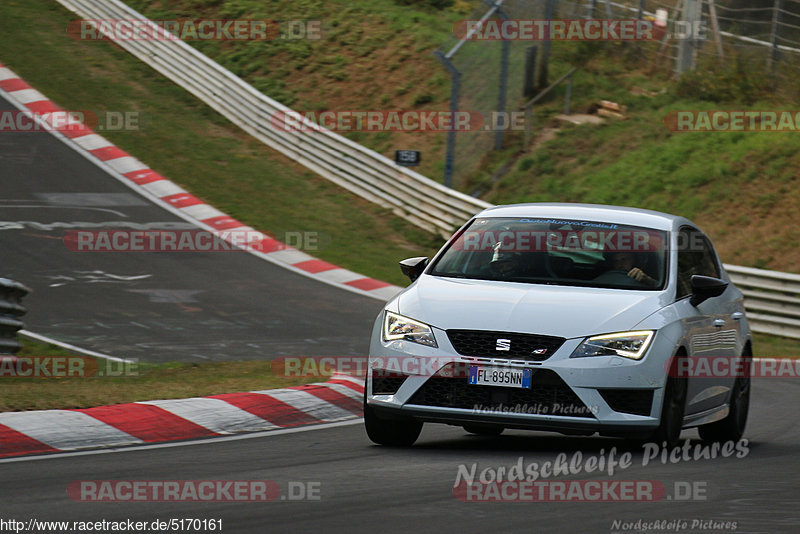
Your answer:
724;265;800;341
53;1;800;340
0;278;31;355
55;0;491;239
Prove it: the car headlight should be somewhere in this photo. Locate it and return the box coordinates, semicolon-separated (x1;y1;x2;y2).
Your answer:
383;311;437;348
570;330;654;360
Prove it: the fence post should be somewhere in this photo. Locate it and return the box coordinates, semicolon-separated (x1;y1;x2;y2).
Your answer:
538;0;556;89
676;0;701;74
523;46;538;98
435;50;461;188
494;3;510;150
769;0;783;71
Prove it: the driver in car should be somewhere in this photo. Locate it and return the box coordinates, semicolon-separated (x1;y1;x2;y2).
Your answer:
606;251;657;287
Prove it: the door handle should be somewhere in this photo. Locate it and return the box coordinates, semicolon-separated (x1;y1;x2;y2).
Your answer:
713;319;726;327
731;312;744;321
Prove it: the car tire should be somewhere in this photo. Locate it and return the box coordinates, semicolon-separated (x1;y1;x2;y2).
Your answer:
698;351;751;443
646;355;688;448
463;425;504;436
364;397;422;446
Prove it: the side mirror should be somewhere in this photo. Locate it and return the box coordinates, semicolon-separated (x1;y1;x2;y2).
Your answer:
689;275;728;307
399;257;428;282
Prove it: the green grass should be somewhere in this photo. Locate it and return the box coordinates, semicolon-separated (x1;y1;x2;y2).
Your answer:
0;0;443;287
5;333;797;413
753;333;800;359
2;338;322;412
2;1;800;412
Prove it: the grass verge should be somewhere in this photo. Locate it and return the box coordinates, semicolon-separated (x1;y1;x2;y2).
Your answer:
1;338;324;412
3;334;797;413
0;0;443;287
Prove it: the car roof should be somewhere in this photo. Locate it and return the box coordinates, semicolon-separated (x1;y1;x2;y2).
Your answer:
475;203;696;232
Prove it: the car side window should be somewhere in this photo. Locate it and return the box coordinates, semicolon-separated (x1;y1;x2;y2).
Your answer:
677;227;720;299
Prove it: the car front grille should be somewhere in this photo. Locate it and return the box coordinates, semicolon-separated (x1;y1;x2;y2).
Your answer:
446;330;565;362
371;370;408;395
598;389;655;416
407;363;595;418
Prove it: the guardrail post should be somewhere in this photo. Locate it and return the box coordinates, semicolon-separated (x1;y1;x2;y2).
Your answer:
564;73;573;115
0;278;31;357
524;102;533;148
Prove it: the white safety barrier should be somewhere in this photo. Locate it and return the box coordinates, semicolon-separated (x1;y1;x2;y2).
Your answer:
55;0;491;238
725;265;800;340
55;1;800;339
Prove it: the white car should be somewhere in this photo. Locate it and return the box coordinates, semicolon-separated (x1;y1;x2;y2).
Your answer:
364;203;751;447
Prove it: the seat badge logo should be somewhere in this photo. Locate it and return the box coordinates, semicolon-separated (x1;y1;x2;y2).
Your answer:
495;338;511;351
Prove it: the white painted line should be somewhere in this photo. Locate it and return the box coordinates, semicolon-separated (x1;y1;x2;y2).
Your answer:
0;419;364;464
221;225;257;235
180;204;225;220
254;389;355;422
140;180;187;198
314;268;366;284
72;134;114;151
330;374;365;386
265;249;314;265
139;398;278;434
0;80;402;301
320;382;363;401
8;88;47;104
0;68;16;81
19;330;134;363
0;411;142;451
106;156;148;174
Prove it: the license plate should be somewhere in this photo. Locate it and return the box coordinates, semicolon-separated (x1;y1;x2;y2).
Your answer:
468;366;532;389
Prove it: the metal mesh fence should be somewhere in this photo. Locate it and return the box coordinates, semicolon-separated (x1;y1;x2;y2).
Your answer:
436;0;800;189
436;0;542;189
558;1;800;78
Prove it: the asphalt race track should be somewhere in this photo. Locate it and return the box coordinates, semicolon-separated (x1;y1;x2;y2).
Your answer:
2;78;800;534
2;375;799;534
0;92;382;362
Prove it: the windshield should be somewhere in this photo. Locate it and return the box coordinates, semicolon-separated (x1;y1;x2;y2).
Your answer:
428;217;668;290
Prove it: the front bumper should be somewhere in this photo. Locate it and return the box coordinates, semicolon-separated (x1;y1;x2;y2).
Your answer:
367;323;674;435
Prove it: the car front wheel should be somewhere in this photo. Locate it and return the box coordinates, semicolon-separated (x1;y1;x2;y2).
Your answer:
647;361;688;448
698;351;751;443
364;398;422;446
